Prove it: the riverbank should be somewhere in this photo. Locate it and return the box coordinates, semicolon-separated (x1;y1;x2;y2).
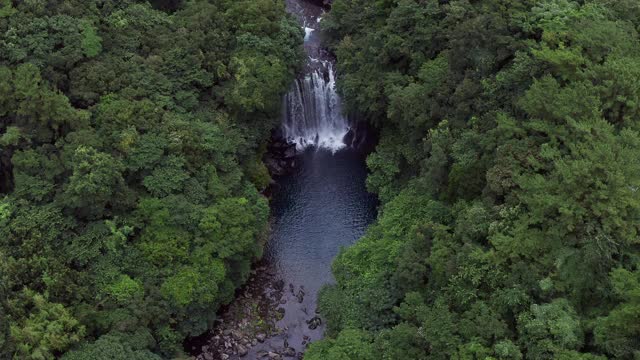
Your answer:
189;262;307;360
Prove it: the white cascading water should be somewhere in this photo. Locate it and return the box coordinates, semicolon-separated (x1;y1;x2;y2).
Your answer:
282;62;349;152
282;14;350;152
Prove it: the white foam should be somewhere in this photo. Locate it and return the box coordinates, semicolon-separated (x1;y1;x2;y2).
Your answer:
282;63;350;153
304;27;315;41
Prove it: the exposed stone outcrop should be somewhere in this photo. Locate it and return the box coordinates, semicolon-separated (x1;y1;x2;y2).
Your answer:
264;130;297;177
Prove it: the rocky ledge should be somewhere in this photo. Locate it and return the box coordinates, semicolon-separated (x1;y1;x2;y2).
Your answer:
264;135;297;177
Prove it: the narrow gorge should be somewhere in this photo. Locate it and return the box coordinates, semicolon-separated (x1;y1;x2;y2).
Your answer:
191;0;378;358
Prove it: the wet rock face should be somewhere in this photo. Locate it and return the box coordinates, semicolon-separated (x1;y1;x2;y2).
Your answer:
264;132;297;177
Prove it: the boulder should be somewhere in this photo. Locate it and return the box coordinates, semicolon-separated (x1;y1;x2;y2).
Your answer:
237;344;248;357
283;347;296;357
231;330;243;341
307;316;322;330
342;128;355;147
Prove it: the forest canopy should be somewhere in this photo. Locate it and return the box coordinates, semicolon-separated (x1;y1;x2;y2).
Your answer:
0;0;302;358
307;0;640;359
3;0;640;359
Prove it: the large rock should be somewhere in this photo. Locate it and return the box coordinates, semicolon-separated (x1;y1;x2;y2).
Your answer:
307;316;322;330
231;330;243;341
256;333;266;343
283;347;296;357
237;344;248;357
342;128;355;147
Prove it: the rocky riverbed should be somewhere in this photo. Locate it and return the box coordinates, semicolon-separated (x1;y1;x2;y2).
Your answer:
191;262;322;360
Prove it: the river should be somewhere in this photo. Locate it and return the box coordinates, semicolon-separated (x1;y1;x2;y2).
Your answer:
260;147;378;353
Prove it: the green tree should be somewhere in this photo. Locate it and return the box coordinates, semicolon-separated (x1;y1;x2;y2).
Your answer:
61;334;160;360
10;293;85;360
594;268;640;358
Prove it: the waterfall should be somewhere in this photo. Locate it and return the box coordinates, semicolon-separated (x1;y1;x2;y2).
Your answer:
282;62;350;152
282;12;350;152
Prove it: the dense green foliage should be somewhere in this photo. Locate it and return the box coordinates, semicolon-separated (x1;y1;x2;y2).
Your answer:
0;0;302;358
308;0;640;359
